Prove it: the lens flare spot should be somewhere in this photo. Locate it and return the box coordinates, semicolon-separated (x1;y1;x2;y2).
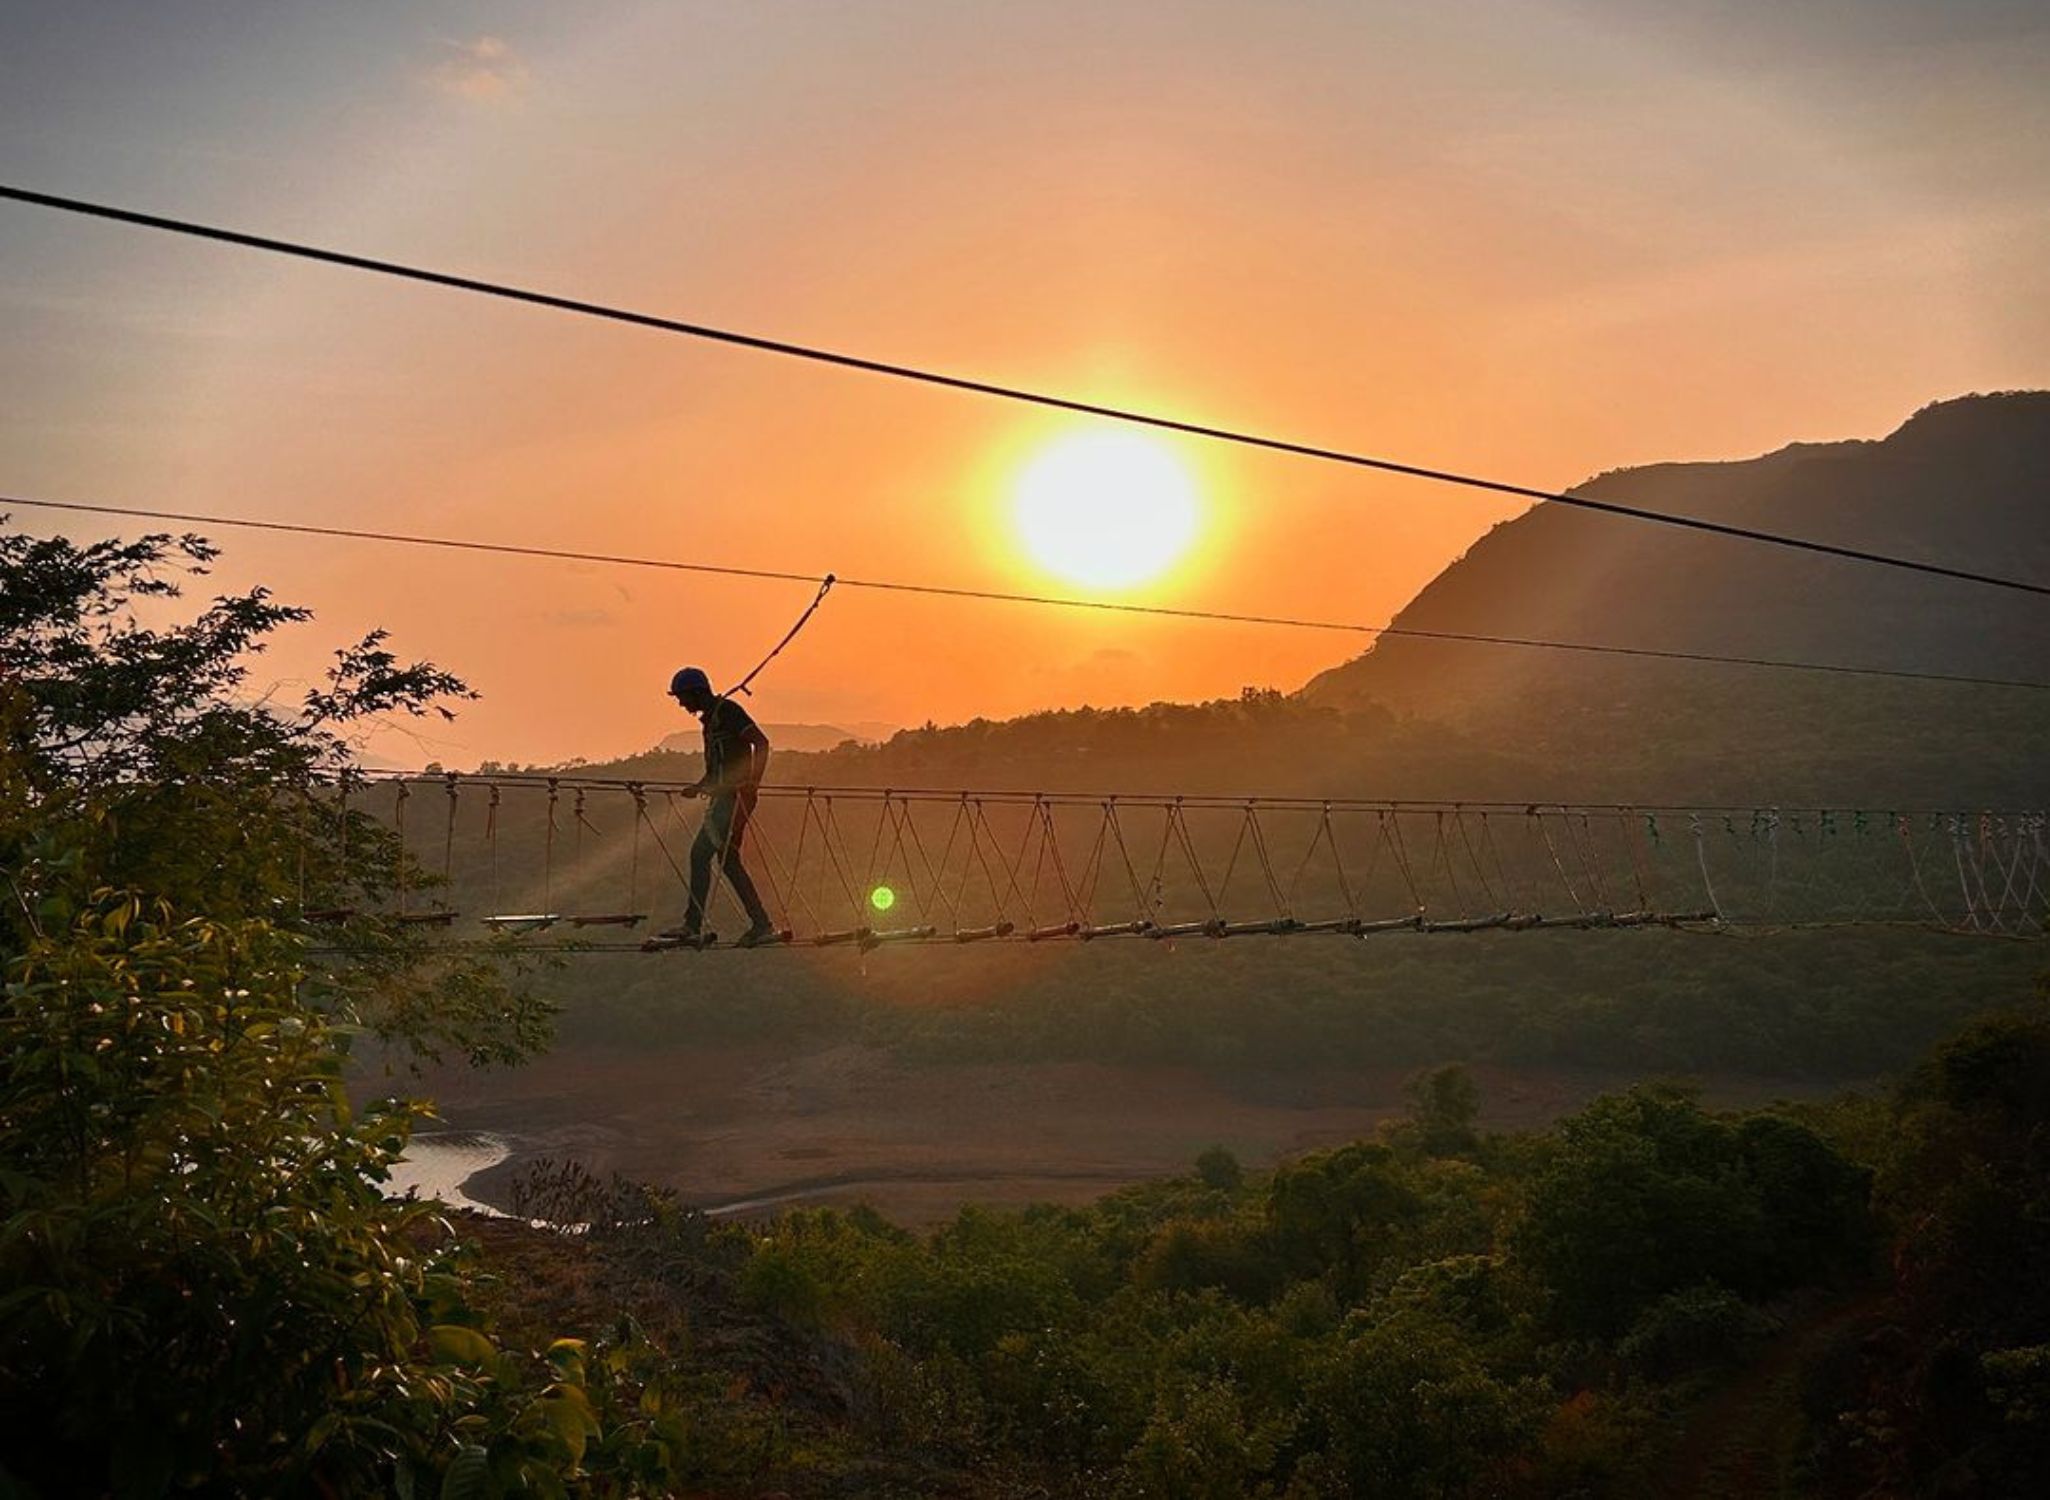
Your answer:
869;884;897;912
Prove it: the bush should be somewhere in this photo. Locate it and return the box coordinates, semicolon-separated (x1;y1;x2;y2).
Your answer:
1194;1144;1244;1192
0;897;442;1491
1616;1284;1775;1379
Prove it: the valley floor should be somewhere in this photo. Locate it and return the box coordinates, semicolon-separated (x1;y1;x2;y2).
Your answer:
394;1043;1852;1225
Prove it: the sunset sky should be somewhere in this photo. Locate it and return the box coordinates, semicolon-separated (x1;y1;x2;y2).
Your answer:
5;1;2048;767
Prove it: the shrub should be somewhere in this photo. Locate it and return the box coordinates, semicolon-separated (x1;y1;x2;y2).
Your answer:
1616;1284;1775;1379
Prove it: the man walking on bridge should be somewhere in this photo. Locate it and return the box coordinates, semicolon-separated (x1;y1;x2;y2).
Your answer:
666;666;778;947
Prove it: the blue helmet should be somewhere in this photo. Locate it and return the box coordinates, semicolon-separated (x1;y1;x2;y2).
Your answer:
668;666;712;699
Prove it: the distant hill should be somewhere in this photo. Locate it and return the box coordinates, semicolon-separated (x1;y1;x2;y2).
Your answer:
1299;391;2050;805
655;720;901;755
578;394;2047;808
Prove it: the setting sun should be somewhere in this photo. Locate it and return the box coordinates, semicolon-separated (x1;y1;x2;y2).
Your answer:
1011;429;1201;590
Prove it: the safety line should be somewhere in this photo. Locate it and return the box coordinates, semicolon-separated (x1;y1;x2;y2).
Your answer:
7;493;2047;693
4;182;2047;600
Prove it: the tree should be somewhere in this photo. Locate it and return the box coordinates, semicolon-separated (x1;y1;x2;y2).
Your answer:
0;897;451;1491
1517;1086;1868;1337
1267;1143;1421;1296
1195;1144;1244;1192
0;522;550;1064
1404;1063;1482;1156
1517;1088;1764;1336
1303;1310;1547;1497
1853;1009;2050;1491
0;523;578;1493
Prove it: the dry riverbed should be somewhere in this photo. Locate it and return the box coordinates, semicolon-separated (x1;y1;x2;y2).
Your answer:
367;1042;1847;1227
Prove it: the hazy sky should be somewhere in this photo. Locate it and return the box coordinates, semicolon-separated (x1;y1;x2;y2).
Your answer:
5;1;2047;766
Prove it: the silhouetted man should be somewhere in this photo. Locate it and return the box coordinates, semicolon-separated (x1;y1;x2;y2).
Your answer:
666;666;778;946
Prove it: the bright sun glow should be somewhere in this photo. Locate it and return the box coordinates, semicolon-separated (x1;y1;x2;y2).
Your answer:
1012;430;1201;589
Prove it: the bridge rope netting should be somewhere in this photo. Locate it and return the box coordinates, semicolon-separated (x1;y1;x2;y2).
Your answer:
298;772;2048;949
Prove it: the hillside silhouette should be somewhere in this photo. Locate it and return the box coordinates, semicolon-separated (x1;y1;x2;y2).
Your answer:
1303;391;2050;805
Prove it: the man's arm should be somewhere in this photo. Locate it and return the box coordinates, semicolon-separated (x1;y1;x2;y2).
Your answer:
682;707;718;797
736;719;770;787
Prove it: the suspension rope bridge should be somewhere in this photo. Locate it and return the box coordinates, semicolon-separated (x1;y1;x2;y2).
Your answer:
306;772;2048;950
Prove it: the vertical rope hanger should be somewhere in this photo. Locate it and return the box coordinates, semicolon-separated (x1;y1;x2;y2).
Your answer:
545;778;560;914
1238;803;1295;930
1690;814;1725;924
1453;809;1500;914
889;796;949;933
442;773;459;898
1534;808;1584;916
486;782;503;916
394;781;410;914
1479;811;1519;915
295;778;310;915
964;798;1020;936
629;784;645;916
1431;811;1469;920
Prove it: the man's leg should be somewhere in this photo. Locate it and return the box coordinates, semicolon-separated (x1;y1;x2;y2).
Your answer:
718;789;775;933
681;815;720;935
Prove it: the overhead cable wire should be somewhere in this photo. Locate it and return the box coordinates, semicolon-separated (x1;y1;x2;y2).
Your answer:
7;493;2047;693
4;181;2047;601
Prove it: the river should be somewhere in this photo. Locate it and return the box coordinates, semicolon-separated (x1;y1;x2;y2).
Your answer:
385;1130;514;1217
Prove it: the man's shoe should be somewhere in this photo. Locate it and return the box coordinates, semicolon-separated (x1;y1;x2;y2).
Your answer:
649;925;712;950
734;923;782;949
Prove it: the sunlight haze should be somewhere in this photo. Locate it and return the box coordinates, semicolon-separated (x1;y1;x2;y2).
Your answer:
5;0;2048;765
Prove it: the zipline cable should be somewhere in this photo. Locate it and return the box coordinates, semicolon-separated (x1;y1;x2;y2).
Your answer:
7;493;2048;693
4;182;2048;601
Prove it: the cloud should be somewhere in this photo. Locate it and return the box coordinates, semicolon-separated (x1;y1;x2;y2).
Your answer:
427;36;529;100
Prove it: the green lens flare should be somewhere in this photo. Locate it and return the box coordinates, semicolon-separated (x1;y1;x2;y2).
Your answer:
869;885;897;913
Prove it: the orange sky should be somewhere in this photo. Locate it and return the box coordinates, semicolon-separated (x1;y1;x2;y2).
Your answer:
5;2;2048;766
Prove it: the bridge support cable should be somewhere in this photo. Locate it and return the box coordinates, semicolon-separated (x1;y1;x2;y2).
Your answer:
10;184;2050;601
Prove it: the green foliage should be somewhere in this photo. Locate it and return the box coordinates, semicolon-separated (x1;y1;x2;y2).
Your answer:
1125;1377;1295;1500
371;1012;2050;1498
1194;1144;1244;1192
1404;1062;1482;1156
1982;1344;2050;1430
0;524;598;1495
0;885;673;1496
509;1066;1885;1496
0;523;551;1067
1838;1007;2050;1491
1518;1087;1868;1337
1133;1217;1280;1303
1615;1285;1774;1379
1267;1142;1421;1296
1302;1309;1548;1497
0;897;441;1492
